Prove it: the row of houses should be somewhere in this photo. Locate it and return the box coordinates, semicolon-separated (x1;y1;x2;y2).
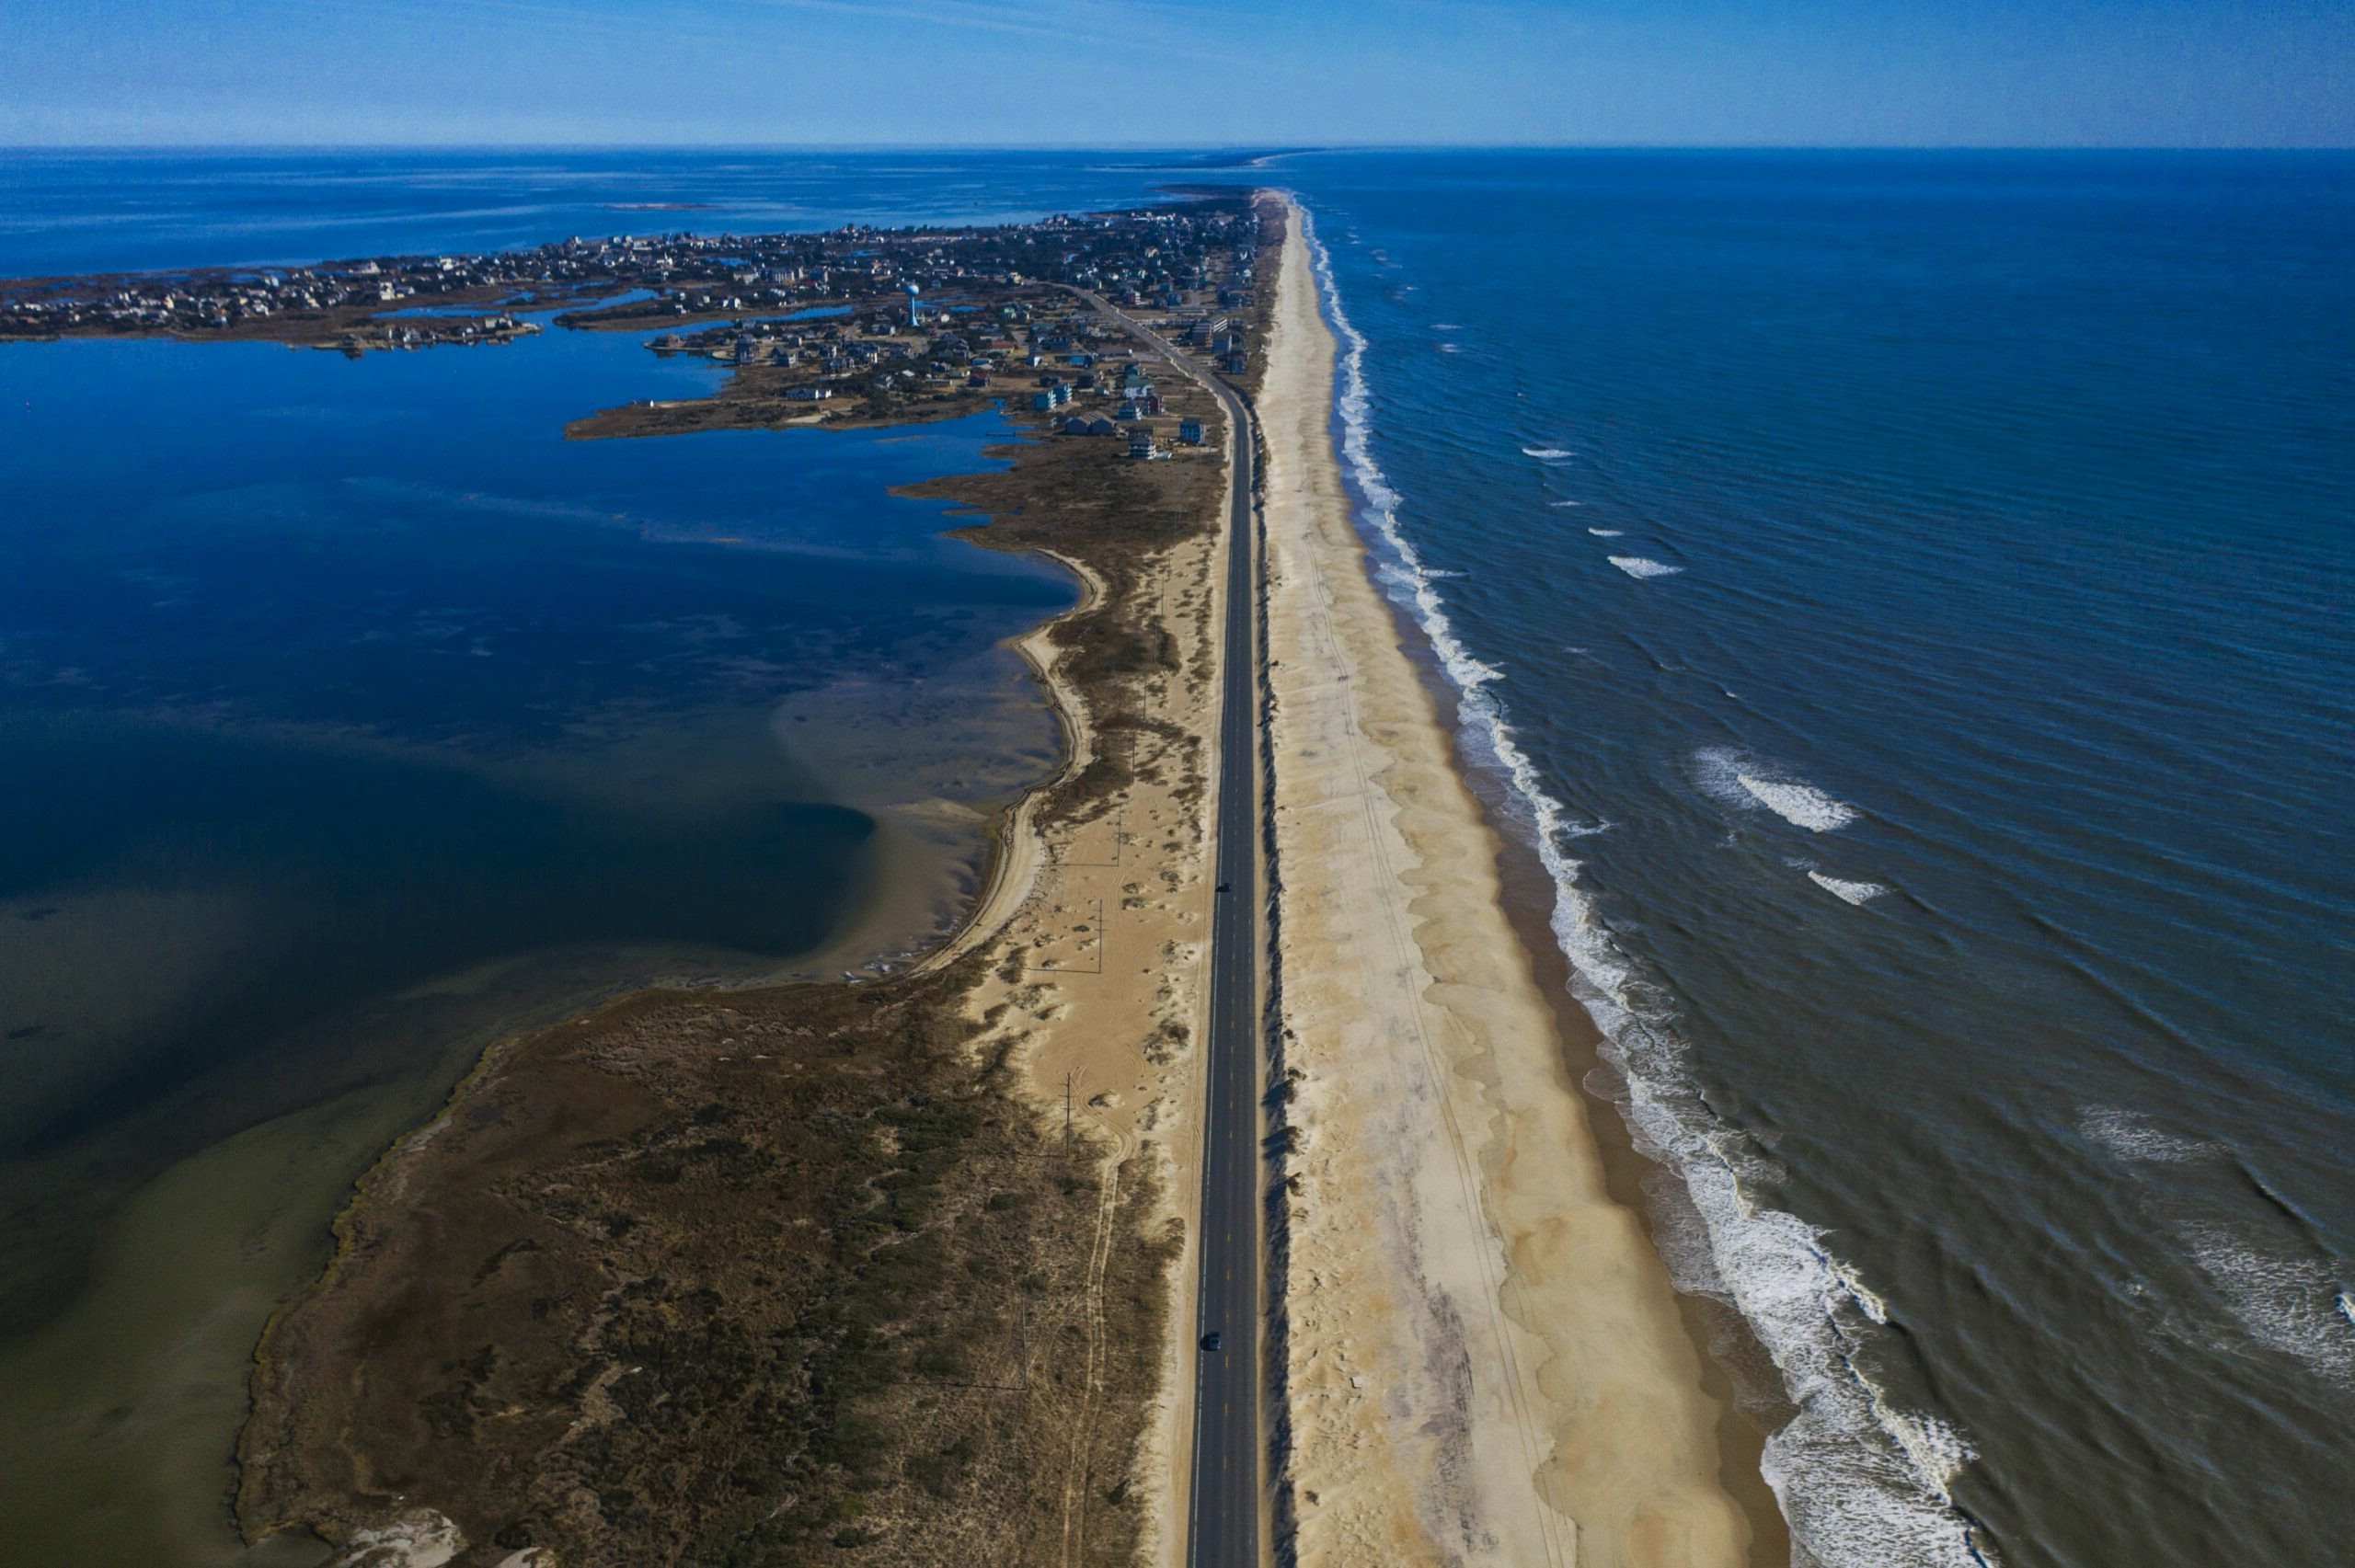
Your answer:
3;197;1260;353
1054;412;1208;452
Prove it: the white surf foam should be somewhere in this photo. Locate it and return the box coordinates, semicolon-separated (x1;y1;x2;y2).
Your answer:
2078;1105;2213;1164
1522;445;1574;459
1809;872;1887;905
1741;774;1855;830
1436;341;1461;354
2184;1224;2355;1389
1587;527;1625;538
1551;498;1585;507
1696;749;1858;830
1609;555;1683;579
1304;207;1993;1568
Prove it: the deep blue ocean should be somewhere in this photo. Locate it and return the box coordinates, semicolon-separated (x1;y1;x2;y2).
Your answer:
0;149;2348;1566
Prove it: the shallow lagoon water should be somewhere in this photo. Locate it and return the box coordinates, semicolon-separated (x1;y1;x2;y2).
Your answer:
0;293;1074;1559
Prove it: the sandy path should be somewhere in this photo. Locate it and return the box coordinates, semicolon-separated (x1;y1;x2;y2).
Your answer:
1262;198;1758;1567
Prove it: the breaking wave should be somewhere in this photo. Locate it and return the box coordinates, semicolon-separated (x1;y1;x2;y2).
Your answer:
2079;1105;2213;1165
2184;1226;2355;1389
1609;555;1683;579
1587;527;1625;538
1809;872;1887;905
1697;748;1859;830
1522;445;1574;459
1303;202;1993;1568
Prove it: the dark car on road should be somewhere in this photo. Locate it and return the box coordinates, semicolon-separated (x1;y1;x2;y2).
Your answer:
1200;1331;1223;1352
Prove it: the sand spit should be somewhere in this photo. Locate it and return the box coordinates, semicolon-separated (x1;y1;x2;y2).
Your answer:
1261;199;1759;1565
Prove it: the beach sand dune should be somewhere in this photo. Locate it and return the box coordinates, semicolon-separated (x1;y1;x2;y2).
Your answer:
1261;198;1760;1567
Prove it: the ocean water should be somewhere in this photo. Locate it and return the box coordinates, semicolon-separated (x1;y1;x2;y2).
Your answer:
1287;151;2353;1566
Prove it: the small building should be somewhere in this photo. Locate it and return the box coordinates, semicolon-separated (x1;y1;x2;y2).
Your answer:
786;383;835;401
1034;390;1058;412
1179;418;1205;445
1127;429;1158;460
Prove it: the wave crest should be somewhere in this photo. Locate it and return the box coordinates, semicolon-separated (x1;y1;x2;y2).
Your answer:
1609;555;1683;579
1697;748;1859;830
1809;872;1887;905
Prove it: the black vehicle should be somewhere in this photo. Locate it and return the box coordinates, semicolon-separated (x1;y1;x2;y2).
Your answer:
1214;882;1231;893
1200;1331;1223;1352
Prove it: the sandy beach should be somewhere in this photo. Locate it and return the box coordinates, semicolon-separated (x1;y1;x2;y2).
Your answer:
1259;196;1763;1566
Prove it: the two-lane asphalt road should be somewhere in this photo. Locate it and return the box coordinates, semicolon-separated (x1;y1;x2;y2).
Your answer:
1074;287;1266;1568
1184;332;1264;1568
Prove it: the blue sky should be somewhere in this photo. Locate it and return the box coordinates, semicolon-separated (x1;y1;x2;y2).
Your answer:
5;0;2348;147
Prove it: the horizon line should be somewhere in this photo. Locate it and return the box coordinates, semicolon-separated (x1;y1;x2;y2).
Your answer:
6;140;2350;155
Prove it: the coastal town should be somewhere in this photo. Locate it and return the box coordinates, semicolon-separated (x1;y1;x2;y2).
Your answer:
0;198;1263;451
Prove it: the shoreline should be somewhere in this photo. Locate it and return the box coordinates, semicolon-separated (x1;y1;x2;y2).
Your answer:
1341;426;1799;1552
910;544;1106;977
1260;195;1774;1563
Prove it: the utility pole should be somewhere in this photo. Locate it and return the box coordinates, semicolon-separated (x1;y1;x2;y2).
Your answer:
1064;1070;1074;1153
